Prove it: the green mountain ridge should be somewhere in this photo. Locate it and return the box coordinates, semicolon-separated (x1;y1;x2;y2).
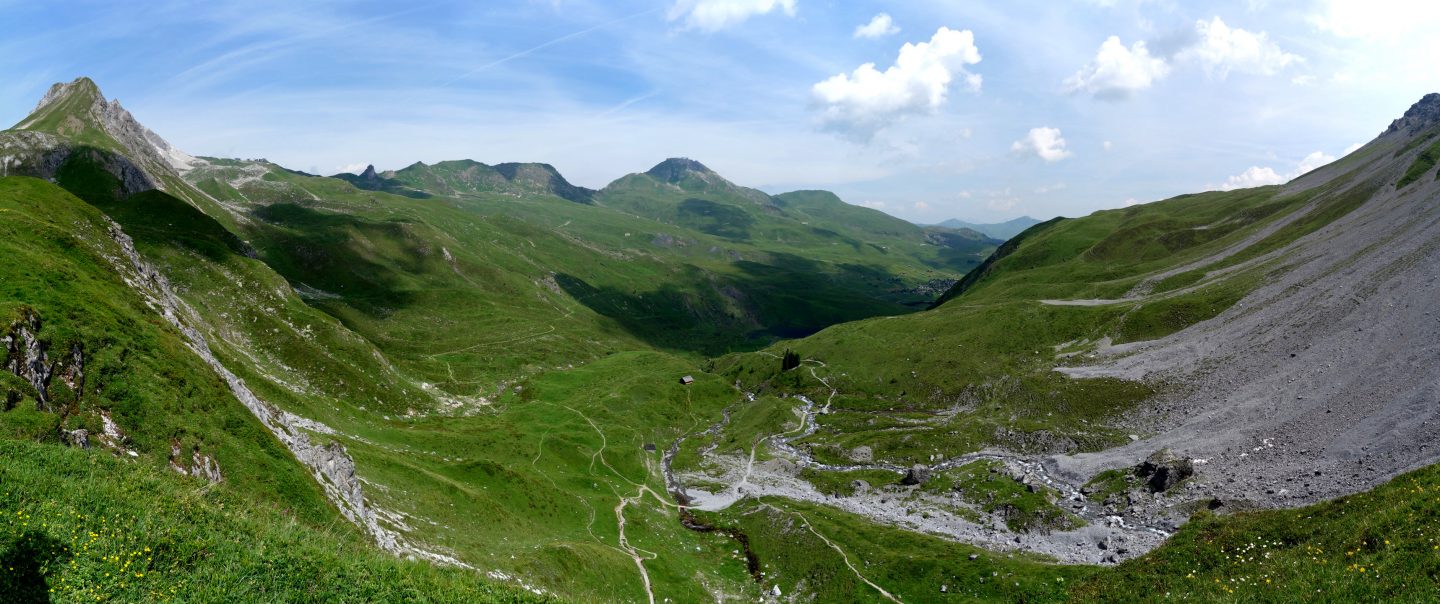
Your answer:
4;77;1440;603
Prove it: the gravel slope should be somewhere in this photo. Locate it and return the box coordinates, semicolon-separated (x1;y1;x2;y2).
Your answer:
1048;98;1440;530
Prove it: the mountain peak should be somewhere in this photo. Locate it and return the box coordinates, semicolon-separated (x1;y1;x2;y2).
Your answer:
1384;93;1440;136
645;157;717;183
359;164;379;179
31;77;103;114
5;77;198;193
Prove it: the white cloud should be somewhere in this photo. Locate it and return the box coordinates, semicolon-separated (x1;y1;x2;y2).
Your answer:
1343;142;1364;155
913;201;930;210
337;162;369;174
959;127;973;139
1216;150;1337;190
1294;150;1336;175
1180;17;1301;78
1011;127;1072;162
813;27;982;140
854;13;899;39
1219;166;1285;190
1291;74;1316;86
1063;36;1169;99
1102;140;1113;151
1121;197;1141;207
957;190;972;199
1035;182;1067;194
667;0;796;32
1311;0;1440;38
857;200;887;209
1067;18;1298;99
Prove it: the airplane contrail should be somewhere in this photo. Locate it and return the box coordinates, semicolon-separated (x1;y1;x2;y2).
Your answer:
440;7;661;87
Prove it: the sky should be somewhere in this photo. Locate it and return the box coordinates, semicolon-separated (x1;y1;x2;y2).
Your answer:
2;0;1437;223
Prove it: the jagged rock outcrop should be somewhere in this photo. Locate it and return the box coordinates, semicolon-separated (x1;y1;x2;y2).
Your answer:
1384;93;1440;136
2;309;87;411
3;308;53;410
170;440;224;483
61;428;89;449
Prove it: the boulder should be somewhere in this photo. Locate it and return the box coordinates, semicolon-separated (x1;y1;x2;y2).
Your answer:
1136;449;1194;493
61;428;89;449
900;464;932;486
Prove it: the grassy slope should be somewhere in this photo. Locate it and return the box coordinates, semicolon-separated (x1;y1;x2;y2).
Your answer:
2;175;762;601
0;177;334;526
0;439;541;603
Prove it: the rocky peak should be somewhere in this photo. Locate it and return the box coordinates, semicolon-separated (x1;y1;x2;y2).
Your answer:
1384;93;1440;136
359;164;379;180
30;77;103;115
11;76;198;180
645;157;720;184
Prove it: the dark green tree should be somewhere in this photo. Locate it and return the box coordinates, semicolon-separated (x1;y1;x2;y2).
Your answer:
781;349;801;372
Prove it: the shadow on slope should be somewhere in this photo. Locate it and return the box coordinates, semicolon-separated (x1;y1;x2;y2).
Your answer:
554;256;913;355
249;203;422;317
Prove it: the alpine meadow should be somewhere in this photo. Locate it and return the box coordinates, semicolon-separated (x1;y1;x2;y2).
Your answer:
2;2;1439;602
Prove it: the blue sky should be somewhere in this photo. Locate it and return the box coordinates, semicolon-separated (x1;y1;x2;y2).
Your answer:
2;0;1436;222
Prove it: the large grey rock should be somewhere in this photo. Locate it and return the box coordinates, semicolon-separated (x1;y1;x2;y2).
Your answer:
1137;449;1194;493
901;464;932;486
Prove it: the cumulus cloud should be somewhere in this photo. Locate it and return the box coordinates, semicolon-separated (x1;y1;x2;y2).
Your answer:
813;27;982;140
1216;150;1336;190
1063;36;1169;99
667;0;796;32
1066;17;1299;99
854;13;899;39
1011;127;1072;162
336;162;369;174
1180;17;1301;77
857;200;887;209
1219;166;1286;190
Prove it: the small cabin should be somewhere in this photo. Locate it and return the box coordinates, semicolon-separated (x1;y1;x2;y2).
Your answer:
679;375;695;385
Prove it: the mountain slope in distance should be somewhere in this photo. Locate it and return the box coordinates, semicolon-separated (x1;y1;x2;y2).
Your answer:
935;215;1045;240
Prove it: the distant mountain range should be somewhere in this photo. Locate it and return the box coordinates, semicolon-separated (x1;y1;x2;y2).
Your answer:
930;216;1045;240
